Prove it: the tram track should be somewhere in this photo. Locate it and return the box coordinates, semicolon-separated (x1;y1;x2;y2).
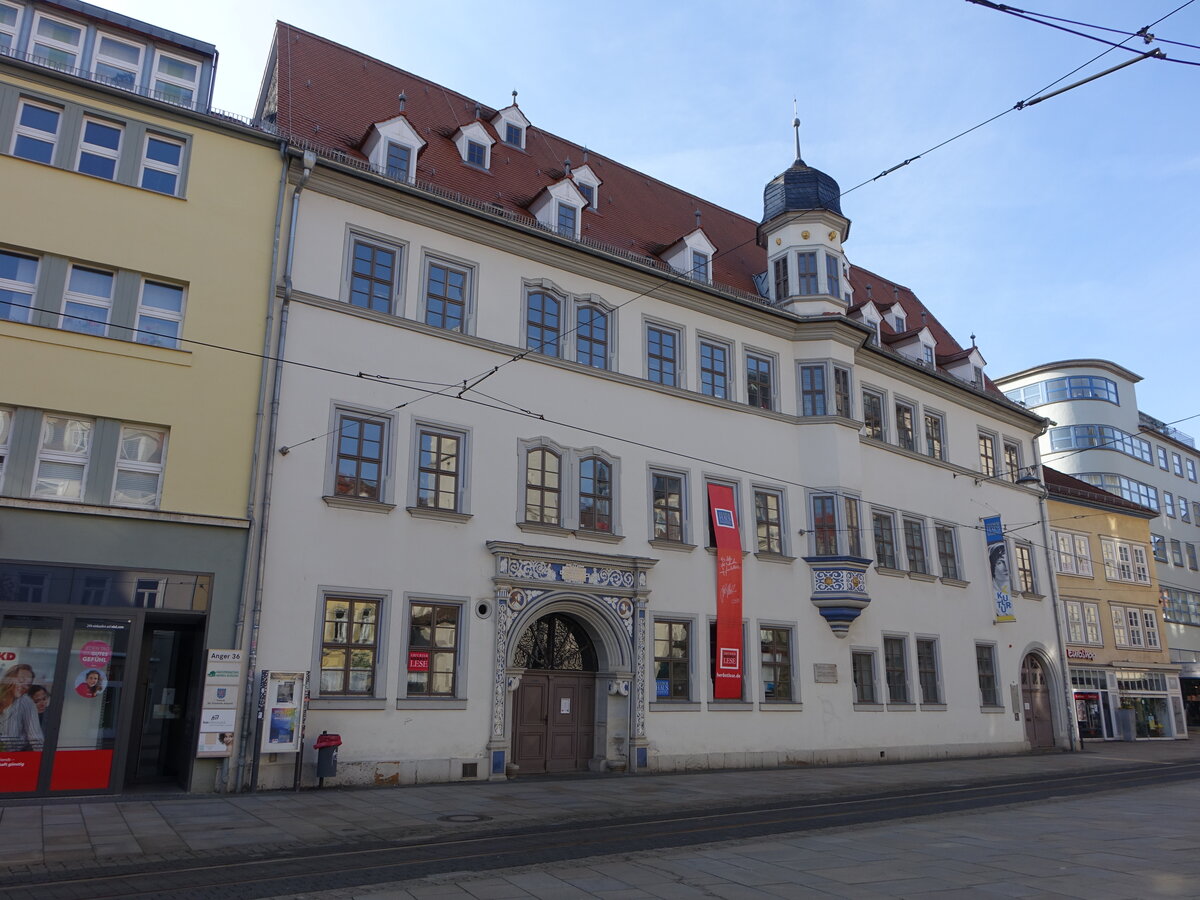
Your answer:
5;760;1200;900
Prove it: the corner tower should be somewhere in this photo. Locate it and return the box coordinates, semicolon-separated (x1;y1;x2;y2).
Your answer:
760;120;852;315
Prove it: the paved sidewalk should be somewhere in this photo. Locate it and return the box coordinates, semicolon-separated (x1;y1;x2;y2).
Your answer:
1;739;1197;881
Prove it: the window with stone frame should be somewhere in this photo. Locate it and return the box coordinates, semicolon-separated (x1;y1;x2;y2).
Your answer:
760;626;793;702
406;602;459;696
524;447;561;525
320;596;380;695
654;619;690;700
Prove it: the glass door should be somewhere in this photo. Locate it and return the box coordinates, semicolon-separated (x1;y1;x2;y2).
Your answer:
127;622;200;785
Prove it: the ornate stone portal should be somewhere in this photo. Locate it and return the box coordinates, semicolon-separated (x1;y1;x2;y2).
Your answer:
486;542;656;778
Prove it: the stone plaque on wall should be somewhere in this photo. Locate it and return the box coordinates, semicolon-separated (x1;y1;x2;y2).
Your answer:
813;663;838;683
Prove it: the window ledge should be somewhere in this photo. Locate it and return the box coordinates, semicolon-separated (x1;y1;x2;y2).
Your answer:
980;705;1007;714
940;577;970;588
649;540;697;553
407;506;472;523
886;703;917;711
574;529;625;544
759;701;803;711
308;698;388;710
517;521;571;537
852;703;885;712
754;552;796;565
704;547;751;557
875;566;907;578
649;701;701;711
1021;591;1046;601
907;572;937;583
395;698;468;710
920;703;948;711
705;700;754;711
323;495;397;514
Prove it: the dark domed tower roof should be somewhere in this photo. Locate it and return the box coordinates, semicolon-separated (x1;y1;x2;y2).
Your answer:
762;158;843;222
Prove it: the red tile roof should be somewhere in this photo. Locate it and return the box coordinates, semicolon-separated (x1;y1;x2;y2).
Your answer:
266;22;987;379
1043;466;1158;517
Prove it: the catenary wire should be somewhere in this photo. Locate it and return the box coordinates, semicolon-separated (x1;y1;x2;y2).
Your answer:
991;2;1200;51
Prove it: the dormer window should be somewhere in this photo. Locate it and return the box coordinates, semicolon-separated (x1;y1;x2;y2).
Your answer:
691;250;710;283
386;142;412;181
153;50;201;108
504;122;523;147
577;182;594;207
467;140;486;167
570;164;601;210
893;313;906;332
94;33;144;90
491;103;530;155
31;11;83;69
923;344;935;366
973;365;984;387
0;4;22;52
557;202;578;238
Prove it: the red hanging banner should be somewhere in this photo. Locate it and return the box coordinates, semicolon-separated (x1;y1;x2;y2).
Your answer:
707;484;743;699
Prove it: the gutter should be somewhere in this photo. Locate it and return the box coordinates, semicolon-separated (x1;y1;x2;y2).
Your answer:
237;146;317;792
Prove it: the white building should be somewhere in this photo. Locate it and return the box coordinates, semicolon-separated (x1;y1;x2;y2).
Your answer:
245;24;1067;788
997;359;1200;729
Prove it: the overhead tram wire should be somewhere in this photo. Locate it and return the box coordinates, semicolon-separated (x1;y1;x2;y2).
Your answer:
966;0;1200;67
985;2;1200;51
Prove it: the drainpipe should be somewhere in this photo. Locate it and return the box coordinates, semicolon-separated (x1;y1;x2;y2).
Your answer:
238;146;317;792
227;141;290;793
1031;438;1081;752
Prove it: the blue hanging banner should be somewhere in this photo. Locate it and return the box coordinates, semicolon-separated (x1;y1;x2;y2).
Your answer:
983;516;1015;623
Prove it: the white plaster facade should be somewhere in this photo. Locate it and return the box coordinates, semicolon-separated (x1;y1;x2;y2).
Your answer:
249;151;1068;788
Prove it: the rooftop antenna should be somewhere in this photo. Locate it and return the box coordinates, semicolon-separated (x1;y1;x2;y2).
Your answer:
792;98;803;165
398;91;406;113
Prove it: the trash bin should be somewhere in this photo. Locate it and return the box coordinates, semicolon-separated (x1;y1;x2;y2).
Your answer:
314;732;342;783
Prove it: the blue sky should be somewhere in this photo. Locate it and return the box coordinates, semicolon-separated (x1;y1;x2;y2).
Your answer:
105;0;1199;429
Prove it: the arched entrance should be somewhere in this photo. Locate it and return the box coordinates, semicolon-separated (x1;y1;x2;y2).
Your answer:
1021;653;1054;748
512;613;598;774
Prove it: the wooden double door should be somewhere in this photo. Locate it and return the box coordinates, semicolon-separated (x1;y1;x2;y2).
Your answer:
1021;654;1055;749
513;671;595;774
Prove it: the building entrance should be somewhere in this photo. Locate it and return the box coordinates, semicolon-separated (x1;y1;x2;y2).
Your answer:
1021;654;1054;748
511;613;597;774
125;620;203;787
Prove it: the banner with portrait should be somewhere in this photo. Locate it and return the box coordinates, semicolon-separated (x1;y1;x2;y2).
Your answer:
983;516;1015;623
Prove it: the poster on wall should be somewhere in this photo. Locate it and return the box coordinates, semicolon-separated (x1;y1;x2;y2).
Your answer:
259;672;307;753
983;516;1016;623
196;649;245;759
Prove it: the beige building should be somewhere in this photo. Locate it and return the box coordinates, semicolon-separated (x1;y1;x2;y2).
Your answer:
1044;466;1185;739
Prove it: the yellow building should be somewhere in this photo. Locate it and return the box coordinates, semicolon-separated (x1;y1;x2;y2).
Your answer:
1044;466;1186;740
0;1;281;796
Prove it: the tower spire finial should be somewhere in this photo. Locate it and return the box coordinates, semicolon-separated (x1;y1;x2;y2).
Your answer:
792;98;803;165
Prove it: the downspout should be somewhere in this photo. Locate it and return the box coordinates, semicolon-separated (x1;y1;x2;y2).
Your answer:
227;141;289;793
1031;435;1081;752
238;146;317;792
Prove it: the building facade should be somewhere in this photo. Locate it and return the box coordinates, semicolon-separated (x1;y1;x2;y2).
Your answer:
244;24;1068;789
1043;467;1185;740
997;360;1200;729
0;0;280;797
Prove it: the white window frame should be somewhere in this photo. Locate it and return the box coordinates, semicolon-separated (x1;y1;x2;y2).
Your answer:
385;140;414;182
33;414;93;501
140;133;185;195
1187;459;1197;482
0;249;39;323
30;10;83;70
555;201;579;239
1158;446;1169;470
151;49;201;107
1100;536;1151;584
111;424;168;509
1062;599;1102;646
135;279;187;349
0;2;22;52
60;264;115;337
1173;453;1184;477
12;98;62;163
1052;530;1093;577
75;116;124;180
92;31;145;90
